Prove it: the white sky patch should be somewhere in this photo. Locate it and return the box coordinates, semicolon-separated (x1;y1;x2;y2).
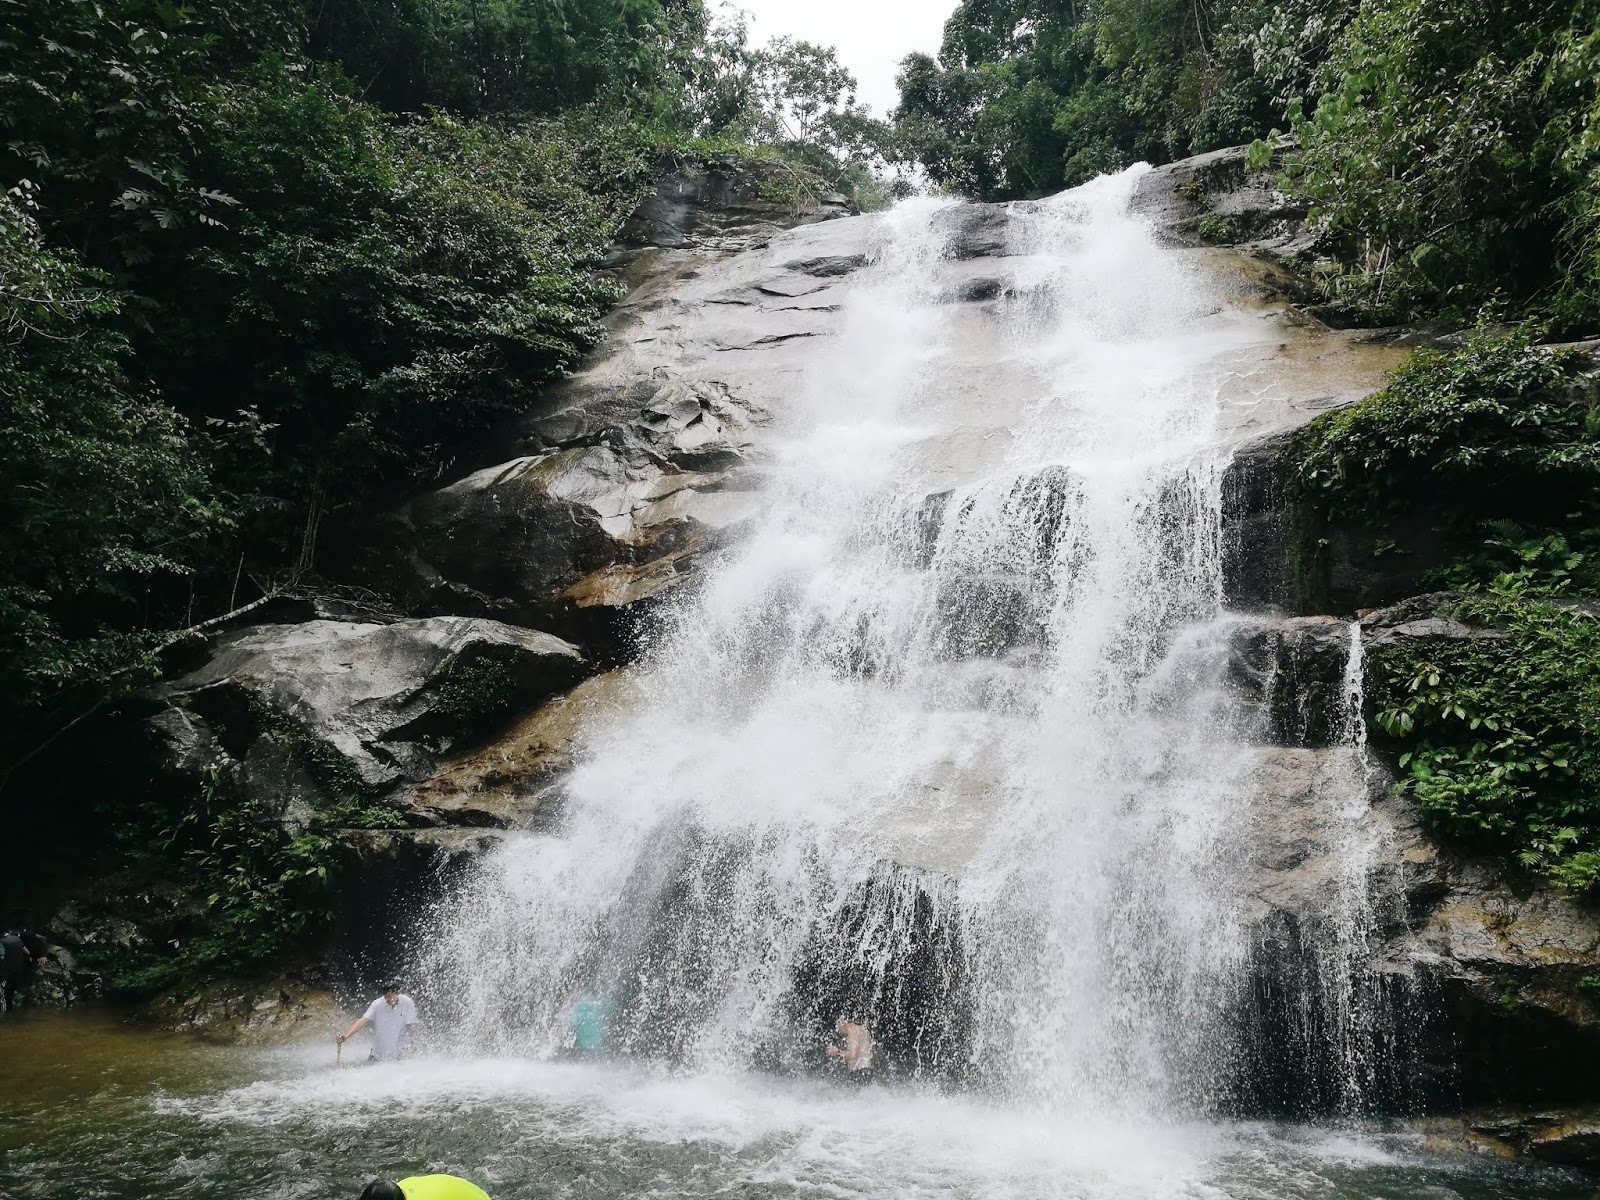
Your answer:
730;0;960;119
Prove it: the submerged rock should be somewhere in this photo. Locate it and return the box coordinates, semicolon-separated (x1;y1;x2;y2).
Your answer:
159;980;342;1044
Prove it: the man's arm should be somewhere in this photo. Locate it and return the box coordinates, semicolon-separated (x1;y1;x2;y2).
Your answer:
337;1016;370;1044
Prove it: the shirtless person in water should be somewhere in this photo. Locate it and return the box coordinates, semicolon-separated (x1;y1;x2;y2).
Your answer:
826;1018;874;1071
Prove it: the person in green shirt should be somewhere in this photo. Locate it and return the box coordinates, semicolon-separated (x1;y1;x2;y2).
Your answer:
566;992;613;1056
360;1175;490;1200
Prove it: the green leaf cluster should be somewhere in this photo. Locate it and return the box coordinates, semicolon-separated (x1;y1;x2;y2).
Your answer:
1288;329;1600;604
890;0;1355;199
1369;594;1600;891
103;769;338;996
0;190;221;760
1280;0;1600;329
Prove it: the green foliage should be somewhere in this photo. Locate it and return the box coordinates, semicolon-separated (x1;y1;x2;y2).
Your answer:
105;770;336;995
1495;973;1525;1012
309;0;704;118
321;800;412;830
1288;330;1600;604
1368;593;1600;891
1298;330;1600;890
429;654;518;728
1281;0;1600;330
891;0;1355;200
1293;330;1594;523
0;190;221;768
165;81;658;575
0;0;703;775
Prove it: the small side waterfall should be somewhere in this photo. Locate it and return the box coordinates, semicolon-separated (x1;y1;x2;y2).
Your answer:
416;171;1408;1119
1231;620;1422;1116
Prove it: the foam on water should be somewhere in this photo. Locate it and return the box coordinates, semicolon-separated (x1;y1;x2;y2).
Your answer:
159;1052;1488;1200
1;1012;1587;1199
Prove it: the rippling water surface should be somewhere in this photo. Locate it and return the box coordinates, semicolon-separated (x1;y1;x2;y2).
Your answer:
2;1011;1589;1200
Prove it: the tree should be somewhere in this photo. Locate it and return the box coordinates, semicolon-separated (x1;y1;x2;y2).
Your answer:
0;188;220;775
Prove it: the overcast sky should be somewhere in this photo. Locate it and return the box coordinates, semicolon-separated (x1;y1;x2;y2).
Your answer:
732;0;959;118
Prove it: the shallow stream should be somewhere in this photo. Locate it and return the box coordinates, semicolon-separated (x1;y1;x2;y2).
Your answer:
1;1011;1591;1200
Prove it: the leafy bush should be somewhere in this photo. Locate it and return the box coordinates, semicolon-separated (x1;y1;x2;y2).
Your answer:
160;79;660;577
103;771;336;996
0;192;221;772
430;656;519;728
1280;0;1600;329
1288;329;1600;603
1369;594;1600;890
890;0;1356;200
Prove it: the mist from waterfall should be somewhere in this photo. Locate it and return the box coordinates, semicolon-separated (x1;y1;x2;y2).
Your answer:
419;168;1389;1119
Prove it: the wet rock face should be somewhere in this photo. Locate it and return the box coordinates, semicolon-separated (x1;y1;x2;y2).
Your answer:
784;862;975;1083
1130;145;1314;257
1220;430;1457;616
1242;739;1600;1115
1221;429;1295;612
405;670;639;829
1226;615;1354;748
615;164;850;258
330;827;506;996
393;382;767;657
381;182;877;658
1474;1112;1600;1166
149;615;589;828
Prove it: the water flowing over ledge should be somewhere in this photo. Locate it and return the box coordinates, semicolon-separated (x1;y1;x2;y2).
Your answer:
413;170;1399;1120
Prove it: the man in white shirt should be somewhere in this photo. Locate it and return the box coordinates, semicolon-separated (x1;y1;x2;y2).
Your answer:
337;984;420;1061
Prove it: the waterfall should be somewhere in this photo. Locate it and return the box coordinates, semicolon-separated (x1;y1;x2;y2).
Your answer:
418;170;1384;1118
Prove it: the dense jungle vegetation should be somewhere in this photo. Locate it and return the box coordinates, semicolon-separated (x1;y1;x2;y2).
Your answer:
893;0;1600;331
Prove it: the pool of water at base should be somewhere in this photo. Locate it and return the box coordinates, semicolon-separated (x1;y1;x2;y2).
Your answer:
0;1010;1593;1200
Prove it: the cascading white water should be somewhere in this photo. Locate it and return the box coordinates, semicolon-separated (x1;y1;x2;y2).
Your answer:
422;169;1376;1117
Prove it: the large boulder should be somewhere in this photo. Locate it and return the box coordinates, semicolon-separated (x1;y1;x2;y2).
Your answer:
148;615;589;827
1130;144;1314;258
614;161;850;261
392;383;766;654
